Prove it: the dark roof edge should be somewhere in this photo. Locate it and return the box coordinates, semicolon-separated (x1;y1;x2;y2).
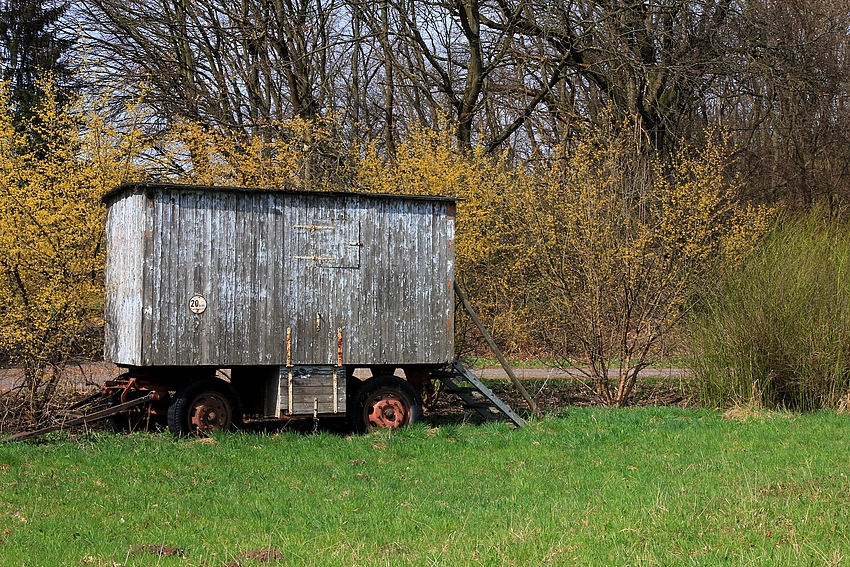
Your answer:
102;182;460;205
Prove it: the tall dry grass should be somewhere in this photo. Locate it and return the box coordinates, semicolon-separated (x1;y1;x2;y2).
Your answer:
689;209;850;410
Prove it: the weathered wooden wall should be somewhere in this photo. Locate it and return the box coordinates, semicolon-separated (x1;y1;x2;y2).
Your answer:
103;191;145;364
103;183;455;368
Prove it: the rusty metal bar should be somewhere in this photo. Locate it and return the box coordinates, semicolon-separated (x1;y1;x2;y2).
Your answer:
337;328;343;366
2;393;156;442
334;328;343;413
286;327;292;367
285;327;293;416
453;282;541;419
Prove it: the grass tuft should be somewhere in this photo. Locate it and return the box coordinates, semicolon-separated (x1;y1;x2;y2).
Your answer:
688;209;850;410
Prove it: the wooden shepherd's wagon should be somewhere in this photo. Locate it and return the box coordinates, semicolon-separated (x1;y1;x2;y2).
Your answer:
5;183;531;441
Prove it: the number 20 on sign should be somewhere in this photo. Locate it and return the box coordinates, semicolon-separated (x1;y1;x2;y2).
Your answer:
189;295;207;314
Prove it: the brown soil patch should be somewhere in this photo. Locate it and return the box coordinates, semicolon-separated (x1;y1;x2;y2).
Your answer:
133;544;184;557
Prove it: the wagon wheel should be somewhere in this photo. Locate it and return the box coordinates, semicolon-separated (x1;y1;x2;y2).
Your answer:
349;375;422;433
167;379;243;437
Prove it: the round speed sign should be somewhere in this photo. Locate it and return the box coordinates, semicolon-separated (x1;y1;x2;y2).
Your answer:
189;294;207;314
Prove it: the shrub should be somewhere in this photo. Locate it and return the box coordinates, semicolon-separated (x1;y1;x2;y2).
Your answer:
688;209;850;410
511;127;772;406
0;80;146;424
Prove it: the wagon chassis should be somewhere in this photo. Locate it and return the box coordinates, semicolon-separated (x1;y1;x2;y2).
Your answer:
3;285;536;442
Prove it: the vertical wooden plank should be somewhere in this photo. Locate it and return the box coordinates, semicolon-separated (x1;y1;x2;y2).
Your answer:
378;198;394;362
103;193;121;361
168;190;183;364
427;201;441;361
334;196;361;366
140;189;156;365
103;195;117;359
237;193;252;365
269;193;284;363
234;190;250;364
251;192;270;364
396;199;415;363
176;190;188;365
425;201;441;362
285;194;302;362
148;190;177;365
445;203;456;361
356;196;378;365
271;193;286;364
409;200;424;362
393;199;408;363
412;200;427;361
198;189;213;365
254;193;269;364
200;191;218;364
132;192;144;364
213;190;238;364
158;190;172;364
103;191;145;365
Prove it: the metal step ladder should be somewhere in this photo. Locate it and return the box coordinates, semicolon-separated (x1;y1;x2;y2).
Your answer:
431;360;526;427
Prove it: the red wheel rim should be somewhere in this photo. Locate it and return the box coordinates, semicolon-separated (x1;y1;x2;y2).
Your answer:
188;392;232;435
365;391;410;430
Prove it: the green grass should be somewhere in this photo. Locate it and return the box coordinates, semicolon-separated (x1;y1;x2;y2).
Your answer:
2;408;850;566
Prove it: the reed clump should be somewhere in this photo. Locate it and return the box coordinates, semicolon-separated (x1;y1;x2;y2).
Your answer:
689;209;850;410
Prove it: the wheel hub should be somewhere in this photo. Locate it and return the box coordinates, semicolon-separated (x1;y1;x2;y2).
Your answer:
367;394;408;429
189;393;231;434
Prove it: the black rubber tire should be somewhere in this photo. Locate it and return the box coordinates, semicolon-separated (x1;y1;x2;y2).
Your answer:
349;375;423;433
167;378;243;437
346;375;363;404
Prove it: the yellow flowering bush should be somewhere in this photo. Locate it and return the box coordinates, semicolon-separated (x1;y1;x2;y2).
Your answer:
150;116;350;190
518;128;774;405
0;81;149;419
0;78;773;416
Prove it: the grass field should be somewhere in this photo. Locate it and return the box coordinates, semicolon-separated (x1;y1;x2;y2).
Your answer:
1;407;849;566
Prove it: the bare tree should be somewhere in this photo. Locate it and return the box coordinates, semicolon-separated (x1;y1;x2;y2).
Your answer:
721;0;850;208
79;0;350;137
75;0;850;205
470;1;737;154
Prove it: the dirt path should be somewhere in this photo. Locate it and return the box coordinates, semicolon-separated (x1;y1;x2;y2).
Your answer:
0;361;689;392
0;362;120;392
464;366;690;380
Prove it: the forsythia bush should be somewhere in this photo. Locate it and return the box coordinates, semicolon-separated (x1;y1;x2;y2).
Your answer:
0;79;774;413
0;81;147;418
152;116;351;190
516;128;773;405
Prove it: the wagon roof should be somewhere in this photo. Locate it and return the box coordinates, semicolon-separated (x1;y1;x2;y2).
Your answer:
102;182;459;205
